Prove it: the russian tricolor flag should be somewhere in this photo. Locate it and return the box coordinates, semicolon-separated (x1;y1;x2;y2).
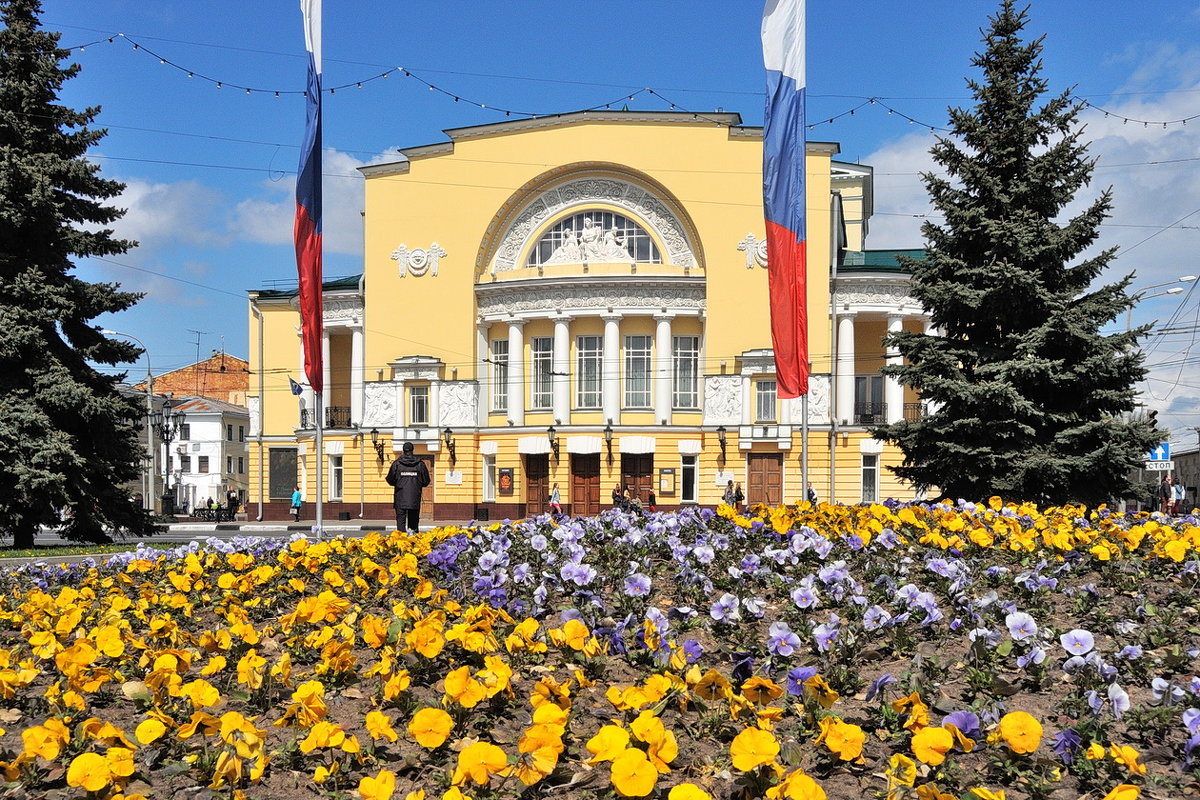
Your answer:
295;0;324;394
762;0;808;398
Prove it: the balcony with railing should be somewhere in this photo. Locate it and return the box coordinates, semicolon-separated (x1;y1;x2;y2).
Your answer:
299;406;354;429
903;402;926;422
853;401;887;425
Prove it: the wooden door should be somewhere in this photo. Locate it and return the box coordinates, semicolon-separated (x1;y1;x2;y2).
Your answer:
525;454;550;516
419;455;435;520
747;453;783;507
621;453;654;505
570;453;601;516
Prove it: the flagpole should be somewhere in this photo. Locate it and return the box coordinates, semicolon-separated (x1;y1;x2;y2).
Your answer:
315;392;324;539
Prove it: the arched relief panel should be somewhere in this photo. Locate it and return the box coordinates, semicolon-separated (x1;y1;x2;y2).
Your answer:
476;162;704;280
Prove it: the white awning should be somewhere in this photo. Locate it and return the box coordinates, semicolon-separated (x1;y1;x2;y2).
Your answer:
517;436;552;455
677;439;702;455
479;441;498;456
566;436;602;454
619;435;656;454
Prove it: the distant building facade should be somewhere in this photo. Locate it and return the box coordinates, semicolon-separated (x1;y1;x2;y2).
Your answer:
137;352;250;406
164;396;250;514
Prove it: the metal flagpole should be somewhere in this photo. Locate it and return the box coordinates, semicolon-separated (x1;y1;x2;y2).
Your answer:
315;392;324;539
801;388;809;500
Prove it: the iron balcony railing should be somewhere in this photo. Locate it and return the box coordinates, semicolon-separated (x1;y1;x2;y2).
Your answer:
299;406;354;429
903;402;926;422
853;402;887;425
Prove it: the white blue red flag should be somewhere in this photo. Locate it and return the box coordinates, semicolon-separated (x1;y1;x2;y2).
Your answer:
295;0;323;394
762;0;808;398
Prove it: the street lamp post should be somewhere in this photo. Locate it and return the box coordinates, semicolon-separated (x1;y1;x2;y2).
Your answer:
102;329;155;512
1127;275;1197;331
151;397;187;516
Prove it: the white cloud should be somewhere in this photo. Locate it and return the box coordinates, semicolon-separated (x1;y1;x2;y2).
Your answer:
110;178;229;251
228;147;376;256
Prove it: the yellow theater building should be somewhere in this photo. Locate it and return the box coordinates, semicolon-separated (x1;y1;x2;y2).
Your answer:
247;110;929;521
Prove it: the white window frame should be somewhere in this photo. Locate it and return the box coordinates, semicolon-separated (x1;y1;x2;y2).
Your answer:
530;336;553;410
482;455;496;503
673;335;699;409
755;379;778;423
624;335;652;408
329;454;344;501
179;454;191;473
862;454;879;503
681;454;698;504
409;385;429;426
576;335;603;409
198;455;210;474
490;339;508;412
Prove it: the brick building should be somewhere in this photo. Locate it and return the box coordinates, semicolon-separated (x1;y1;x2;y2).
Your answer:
136;352;250;406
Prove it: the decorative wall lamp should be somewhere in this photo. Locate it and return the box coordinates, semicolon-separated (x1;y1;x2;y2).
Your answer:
369;428;387;464
442;426;456;465
603;423;614;464
716;425;727;459
547;425;559;461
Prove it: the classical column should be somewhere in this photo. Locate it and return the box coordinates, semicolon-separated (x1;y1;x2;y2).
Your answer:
430;379;442;430
553;315;571;424
654;314;674;424
602;313;621;424
885;314;904;424
298;331;314;426
350;325;364;427
476;321;489;427
321;329;331;412
507;319;525;426
741;370;753;425
835;313;856;425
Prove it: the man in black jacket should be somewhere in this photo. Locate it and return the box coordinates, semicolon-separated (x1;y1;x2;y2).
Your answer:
385;441;431;532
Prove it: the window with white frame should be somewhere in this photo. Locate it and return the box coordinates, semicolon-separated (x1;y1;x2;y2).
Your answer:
576;335;602;408
755;379;778;423
681;454;698;504
482;455;496;502
179;455;191;473
673;335;699;409
198;456;210;473
329;455;344;501
226;424;234;441
238;426;245;442
624;335;652;408
861;454;879;503
531;336;553;410
179;424;191;441
409;385;429;426
490;339;508;412
227;456;233;474
237;457;244;474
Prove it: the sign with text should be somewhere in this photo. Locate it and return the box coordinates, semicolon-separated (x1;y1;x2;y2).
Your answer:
1144;460;1175;472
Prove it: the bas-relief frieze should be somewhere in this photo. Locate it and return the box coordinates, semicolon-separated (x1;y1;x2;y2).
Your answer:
391;243;447;278
439;382;478;427
476;282;705;318
362;383;399;428
248;396;261;438
323;297;363;325
490;177;696;274
702;375;742;426
834;280;917;308
737;233;769;269
805;375;831;423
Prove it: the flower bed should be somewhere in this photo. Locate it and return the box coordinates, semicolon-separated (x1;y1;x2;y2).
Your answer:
0;500;1197;800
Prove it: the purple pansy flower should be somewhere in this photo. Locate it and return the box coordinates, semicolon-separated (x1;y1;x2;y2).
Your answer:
1060;629;1095;656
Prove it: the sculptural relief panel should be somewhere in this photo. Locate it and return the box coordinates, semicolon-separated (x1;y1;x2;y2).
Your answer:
702;375;742;426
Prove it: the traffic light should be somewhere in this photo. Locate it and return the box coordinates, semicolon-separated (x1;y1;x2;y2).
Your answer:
1147;409;1158;428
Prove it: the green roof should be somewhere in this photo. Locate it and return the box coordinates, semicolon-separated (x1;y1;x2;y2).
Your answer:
251;274;363;300
840;249;925;273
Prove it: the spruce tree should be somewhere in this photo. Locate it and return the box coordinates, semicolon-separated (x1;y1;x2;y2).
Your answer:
872;0;1158;507
0;0;155;545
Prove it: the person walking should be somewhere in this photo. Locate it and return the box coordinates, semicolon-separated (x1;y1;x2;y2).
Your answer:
1173;477;1185;515
226;485;240;513
549;482;563;516
386;441;431;532
1159;475;1174;515
806;482;818;504
290;486;302;521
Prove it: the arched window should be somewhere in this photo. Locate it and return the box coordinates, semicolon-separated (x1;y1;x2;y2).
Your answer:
526;211;661;267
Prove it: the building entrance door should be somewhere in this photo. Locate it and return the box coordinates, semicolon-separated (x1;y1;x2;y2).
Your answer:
525;454;550;516
570;453;601;516
621;453;654;505
747;453;783;507
419;455;435;521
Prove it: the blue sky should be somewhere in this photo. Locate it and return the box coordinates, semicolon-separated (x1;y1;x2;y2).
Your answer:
35;0;1200;444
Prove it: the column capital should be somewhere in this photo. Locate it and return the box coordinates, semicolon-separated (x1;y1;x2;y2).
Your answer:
600;312;623;322
506;317;527;330
653;312;676;323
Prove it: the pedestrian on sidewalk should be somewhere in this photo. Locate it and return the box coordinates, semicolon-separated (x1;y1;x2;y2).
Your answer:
290;486;302;521
386;441;430;533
